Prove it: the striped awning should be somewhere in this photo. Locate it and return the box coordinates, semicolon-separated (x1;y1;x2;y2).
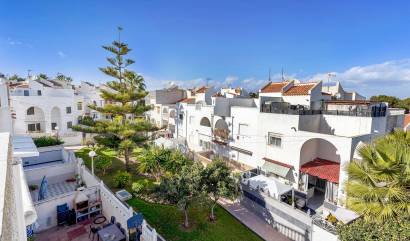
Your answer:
261;158;292;178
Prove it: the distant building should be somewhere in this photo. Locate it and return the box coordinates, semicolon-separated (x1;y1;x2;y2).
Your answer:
145;86;187;136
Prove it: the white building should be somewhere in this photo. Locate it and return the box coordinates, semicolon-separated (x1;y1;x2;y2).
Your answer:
6;78;107;145
145;86;187;136
174;79;404;241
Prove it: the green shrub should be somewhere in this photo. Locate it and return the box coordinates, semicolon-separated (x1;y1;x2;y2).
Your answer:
95;155;112;175
337;216;410;241
114;171;131;188
132;182;145;194
33;136;64;147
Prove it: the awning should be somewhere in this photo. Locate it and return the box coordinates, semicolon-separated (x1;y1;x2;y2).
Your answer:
247;175;293;199
231;146;252;156
330;207;360;224
127;213;144;229
300;158;340;183
261;158;293;178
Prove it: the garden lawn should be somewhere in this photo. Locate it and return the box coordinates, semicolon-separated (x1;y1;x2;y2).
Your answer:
127;198;262;241
75;147;263;241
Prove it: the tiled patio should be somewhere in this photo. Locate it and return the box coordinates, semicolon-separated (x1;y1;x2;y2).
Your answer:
36;219;95;241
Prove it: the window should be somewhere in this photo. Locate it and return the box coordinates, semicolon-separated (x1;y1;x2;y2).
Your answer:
51;123;57;130
77;102;82;110
28;123;41;132
66;106;72;114
268;132;282;147
179;114;184;120
37;90;42;96
67;121;72;129
24;90;29;96
27;107;35;115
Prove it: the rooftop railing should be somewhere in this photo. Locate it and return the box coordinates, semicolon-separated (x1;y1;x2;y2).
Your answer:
260;104;387;117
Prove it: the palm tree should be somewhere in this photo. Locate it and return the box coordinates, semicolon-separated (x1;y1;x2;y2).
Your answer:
346;130;410;222
137;146;170;182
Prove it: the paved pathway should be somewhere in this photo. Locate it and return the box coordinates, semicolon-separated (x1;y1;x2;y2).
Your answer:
218;198;291;241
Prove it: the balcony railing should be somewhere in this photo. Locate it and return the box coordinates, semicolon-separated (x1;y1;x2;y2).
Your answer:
260;104;386;117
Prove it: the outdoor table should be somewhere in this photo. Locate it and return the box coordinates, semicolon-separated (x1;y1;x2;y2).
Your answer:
97;224;125;241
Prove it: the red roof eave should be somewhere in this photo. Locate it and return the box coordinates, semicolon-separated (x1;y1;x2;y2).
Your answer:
300;158;340;183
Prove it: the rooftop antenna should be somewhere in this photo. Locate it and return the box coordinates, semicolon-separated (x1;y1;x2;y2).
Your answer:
118;26;123;43
268;68;272;82
206;77;211;87
281;67;285;81
327;73;336;91
27;69;32;79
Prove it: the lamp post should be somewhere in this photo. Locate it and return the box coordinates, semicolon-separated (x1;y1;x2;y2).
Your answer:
54;126;59;141
88;151;96;175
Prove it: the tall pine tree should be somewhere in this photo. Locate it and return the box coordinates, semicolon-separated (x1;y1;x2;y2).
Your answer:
74;28;153;171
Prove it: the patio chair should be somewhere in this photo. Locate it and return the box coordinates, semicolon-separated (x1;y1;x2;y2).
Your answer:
89;226;101;241
120;227;126;235
110;216;116;224
116;222;121;229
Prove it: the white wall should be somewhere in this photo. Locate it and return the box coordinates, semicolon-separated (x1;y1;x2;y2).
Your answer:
312;225;338;241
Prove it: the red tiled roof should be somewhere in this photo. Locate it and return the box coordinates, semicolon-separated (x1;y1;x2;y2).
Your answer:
196;86;209;93
404;114;410;129
179;98;195;104
283;83;316;96
263;157;293;169
212;92;223;97
300;158;340;183
260;82;289;93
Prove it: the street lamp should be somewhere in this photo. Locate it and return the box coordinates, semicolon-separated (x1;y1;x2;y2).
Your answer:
54;126;59;140
88;150;96;175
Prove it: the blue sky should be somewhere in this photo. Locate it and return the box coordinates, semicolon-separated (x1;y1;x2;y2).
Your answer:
1;0;410;97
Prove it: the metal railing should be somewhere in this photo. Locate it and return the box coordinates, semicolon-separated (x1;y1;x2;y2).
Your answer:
312;214;337;234
260;104;387;117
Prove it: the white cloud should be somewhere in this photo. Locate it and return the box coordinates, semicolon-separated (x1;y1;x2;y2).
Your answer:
144;59;410;97
307;59;410;85
57;51;66;58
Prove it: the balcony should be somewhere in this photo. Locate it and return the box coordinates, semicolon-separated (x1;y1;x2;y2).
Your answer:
260;103;387;117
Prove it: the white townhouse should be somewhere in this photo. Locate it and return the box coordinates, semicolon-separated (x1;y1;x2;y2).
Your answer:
7;78;106;145
174;79;405;241
145;86;187;136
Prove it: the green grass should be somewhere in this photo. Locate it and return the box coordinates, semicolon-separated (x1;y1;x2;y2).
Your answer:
75;147;262;241
128;198;262;241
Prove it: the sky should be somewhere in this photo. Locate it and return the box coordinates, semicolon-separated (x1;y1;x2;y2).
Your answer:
1;0;410;98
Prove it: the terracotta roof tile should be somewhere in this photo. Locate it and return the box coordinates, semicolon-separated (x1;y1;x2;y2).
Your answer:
196;86;209;93
260;82;289;93
300;158;340;183
404;114;410;129
179;98;195;104
283;83;316;96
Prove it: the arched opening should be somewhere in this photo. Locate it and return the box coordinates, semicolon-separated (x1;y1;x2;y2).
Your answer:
200;117;211;127
169;110;176;118
299;138;340;207
50;107;62;131
25;106;45;133
214;119;230;142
